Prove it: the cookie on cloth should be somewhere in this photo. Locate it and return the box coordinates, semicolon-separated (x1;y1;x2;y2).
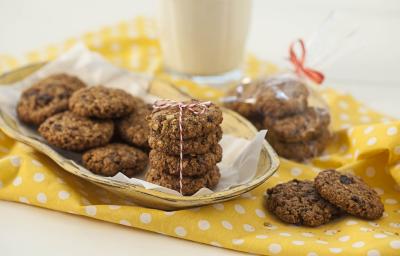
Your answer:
255;77;309;118
116;101;152;148
265;179;342;226
38;111;113;152
82;143;148;177
315;169;384;220
69;86;135;119
264;107;330;143
148;126;223;156
145;166;221;196
149;144;222;177
267;129;330;161
148;99;223;140
17;73;86;126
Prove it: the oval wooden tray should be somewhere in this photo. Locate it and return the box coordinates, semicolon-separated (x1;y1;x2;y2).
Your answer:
0;63;279;210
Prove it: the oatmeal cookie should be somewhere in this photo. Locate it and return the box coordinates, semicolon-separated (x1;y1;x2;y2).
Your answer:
223;82;260;118
264;107;330;142
148;100;223;140
17;73;86;126
69;86;135;119
268;129;330;161
38;111;113;151
265;179;341;226
248;115;264;131
149;144;222;176
116;102;152;148
148;126;222;155
315;169;384;220
145;166;220;196
82;143;148;177
255;77;309;118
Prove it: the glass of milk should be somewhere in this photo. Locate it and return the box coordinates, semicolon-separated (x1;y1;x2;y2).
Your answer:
158;0;252;86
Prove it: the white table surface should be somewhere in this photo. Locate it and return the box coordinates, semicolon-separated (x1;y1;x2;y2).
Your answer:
0;0;399;255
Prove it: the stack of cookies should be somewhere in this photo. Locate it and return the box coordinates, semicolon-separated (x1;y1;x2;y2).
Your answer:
225;76;331;161
17;74;149;178
265;169;384;227
145;100;223;195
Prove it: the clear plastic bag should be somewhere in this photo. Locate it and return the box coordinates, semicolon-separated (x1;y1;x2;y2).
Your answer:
223;72;331;161
222;12;358;161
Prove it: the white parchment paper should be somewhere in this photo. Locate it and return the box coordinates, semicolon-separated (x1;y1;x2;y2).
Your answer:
0;44;267;196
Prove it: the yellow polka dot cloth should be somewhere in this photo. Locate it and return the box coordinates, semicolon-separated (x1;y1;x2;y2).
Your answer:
1;17;400;256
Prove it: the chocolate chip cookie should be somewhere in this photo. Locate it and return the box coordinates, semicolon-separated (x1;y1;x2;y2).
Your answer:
149;144;222;176
17;73;86;126
69;86;135;119
268;129;330;161
315;169;384;220
148;127;223;155
38;111;113;151
247;115;264;131
255;76;309;118
223;81;260;118
82;143;148;177
145;166;220;195
116;101;152;148
264;107;330;142
148;100;223;140
265;179;341;226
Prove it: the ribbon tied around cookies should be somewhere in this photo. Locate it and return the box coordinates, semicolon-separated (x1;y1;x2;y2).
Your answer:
153;99;212;194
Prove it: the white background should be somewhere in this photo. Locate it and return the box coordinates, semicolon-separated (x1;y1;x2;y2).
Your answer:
0;0;399;255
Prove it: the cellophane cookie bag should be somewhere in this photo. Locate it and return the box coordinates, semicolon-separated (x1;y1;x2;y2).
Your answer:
223;69;330;162
223;13;359;161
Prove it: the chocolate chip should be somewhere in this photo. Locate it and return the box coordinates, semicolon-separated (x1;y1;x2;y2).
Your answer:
53;124;62;131
36;94;53;106
351;195;361;203
59;91;71;99
339;175;353;185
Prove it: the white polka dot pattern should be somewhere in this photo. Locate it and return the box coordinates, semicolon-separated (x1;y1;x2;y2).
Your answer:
9;156;21;167
290;167;302;176
33;172;45;182
119;219;131;226
0;20;399;256
269;243;282;254
12;176;22;186
85;206;97;216
222;220;233;230
58;191;70;200
19;196;29;204
234;204;245;214
232;238;244;245
198;220;210;231
140;213;152;224
367;137;377;146
390;240;400;249
367;249;381;256
36;192;47;203
174;226;187;237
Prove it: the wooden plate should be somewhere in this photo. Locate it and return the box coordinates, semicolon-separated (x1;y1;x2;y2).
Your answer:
0;63;279;210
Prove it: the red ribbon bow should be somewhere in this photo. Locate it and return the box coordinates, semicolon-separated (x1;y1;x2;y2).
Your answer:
289;39;325;85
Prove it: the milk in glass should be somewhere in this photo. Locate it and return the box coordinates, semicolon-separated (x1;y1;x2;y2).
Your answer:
158;0;252;81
